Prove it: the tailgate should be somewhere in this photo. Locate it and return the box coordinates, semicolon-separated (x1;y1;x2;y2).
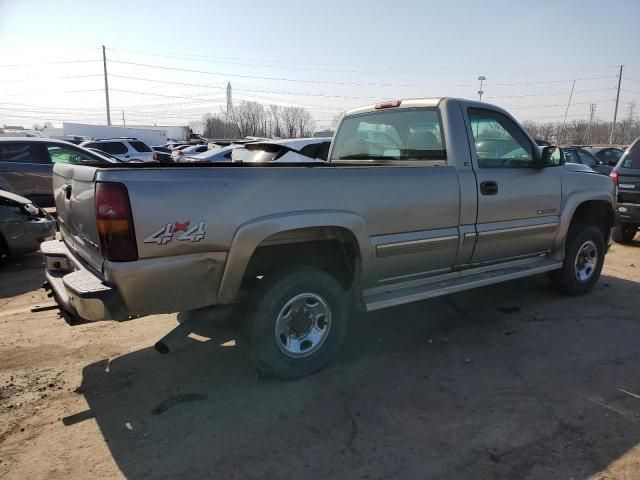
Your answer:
53;163;104;272
618;168;640;204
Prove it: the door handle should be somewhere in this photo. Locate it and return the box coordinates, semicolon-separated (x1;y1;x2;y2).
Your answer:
61;183;72;200
480;181;498;195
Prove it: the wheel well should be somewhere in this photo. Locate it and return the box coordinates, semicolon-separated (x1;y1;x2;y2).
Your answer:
242;227;361;292
570;200;614;240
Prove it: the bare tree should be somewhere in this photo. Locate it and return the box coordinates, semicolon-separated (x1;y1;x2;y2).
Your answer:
280;107;299;138
297;108;315;137
330;111;345;130
199;101;317;139
233;101;267;137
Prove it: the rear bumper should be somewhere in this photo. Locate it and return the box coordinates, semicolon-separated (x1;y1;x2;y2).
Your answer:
42;240;128;321
42;240;229;321
615;202;640;225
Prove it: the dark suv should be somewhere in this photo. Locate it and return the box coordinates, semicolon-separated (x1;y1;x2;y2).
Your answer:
0;138;108;207
610;137;640;243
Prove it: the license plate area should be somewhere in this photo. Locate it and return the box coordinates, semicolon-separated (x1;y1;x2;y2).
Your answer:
46;256;71;273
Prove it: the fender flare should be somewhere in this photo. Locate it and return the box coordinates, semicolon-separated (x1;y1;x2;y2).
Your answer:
217;210;370;303
554;189;615;251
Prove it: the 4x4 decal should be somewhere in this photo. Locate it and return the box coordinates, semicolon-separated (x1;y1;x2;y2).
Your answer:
144;221;206;244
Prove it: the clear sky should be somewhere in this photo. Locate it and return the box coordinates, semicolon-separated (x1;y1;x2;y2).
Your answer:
1;0;639;130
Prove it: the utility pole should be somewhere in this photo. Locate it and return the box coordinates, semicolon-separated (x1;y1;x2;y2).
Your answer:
559;79;576;144
477;76;486;101
587;103;596;144
627;101;636;143
609;65;623;145
102;45;111;126
225;81;233;138
122;110;125;126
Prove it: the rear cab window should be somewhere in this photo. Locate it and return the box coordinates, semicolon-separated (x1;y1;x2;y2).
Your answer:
330;108;446;165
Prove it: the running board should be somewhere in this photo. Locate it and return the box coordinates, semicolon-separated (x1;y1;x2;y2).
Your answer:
364;259;562;311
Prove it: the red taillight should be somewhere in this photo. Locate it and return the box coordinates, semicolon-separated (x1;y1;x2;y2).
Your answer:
375;99;402;109
610;170;618;182
95;182;138;262
153;152;158;161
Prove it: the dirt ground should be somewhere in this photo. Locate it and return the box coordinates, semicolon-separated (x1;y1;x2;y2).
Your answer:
1;241;639;480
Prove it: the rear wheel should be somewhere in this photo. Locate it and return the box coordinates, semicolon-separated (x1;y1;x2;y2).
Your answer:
242;265;349;379
551;224;605;296
612;223;638;244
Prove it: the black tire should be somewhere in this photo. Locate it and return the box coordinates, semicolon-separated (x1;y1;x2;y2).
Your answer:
550;224;605;296
612;223;638;244
242;265;349;379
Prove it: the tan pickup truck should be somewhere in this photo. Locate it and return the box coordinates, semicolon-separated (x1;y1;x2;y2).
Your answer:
42;98;616;378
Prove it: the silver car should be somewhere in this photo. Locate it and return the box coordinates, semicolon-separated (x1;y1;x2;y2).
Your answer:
0;190;56;261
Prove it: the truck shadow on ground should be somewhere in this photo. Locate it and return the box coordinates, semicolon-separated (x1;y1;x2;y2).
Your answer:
73;273;640;479
0;252;45;299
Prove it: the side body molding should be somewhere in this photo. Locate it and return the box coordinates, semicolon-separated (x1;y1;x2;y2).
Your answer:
217;210;371;303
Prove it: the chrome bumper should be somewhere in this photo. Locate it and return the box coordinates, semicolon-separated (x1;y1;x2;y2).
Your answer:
42;240;127;321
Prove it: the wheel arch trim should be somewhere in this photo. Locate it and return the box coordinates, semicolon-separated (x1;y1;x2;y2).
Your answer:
217;210;370;304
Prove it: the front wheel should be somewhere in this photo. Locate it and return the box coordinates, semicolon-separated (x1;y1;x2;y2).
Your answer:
550;224;605;296
612;223;638;244
242;265;349;379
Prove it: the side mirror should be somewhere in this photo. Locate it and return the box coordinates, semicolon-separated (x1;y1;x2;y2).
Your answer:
536;146;562;168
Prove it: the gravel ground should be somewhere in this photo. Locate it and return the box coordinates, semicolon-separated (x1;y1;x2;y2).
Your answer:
1;240;639;479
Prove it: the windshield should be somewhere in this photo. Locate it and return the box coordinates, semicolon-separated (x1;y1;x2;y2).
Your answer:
330;108;446;162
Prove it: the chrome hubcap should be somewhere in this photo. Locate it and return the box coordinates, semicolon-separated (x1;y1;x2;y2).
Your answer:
274;293;331;358
574;240;598;282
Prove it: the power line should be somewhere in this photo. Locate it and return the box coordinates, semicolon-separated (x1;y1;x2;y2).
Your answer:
486;87;617;99
458;75;617;87
108;74;381;100
0;59;101;68
0;74;103;83
110;88;227;101
107;47;621;76
107;60;417;87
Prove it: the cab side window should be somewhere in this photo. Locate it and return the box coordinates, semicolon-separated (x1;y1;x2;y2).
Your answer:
47;145;99;164
563;150;579;164
468;108;534;168
0;143;50;164
577;149;598;167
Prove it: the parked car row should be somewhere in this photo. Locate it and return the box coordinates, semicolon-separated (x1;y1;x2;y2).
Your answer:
609;138;640;243
181;138;332;163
